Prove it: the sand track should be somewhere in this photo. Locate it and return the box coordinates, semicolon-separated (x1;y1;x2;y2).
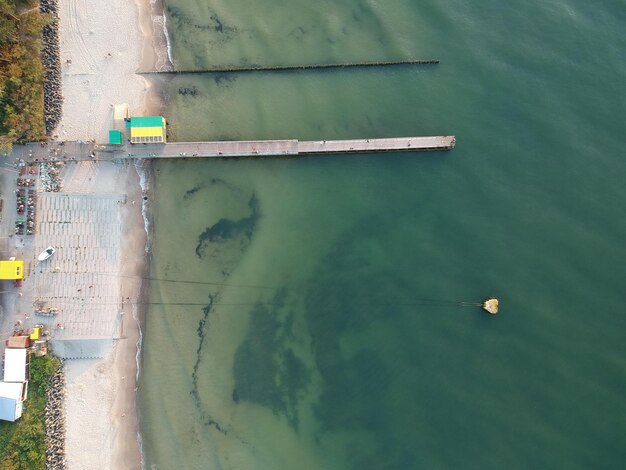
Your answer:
65;0;97;73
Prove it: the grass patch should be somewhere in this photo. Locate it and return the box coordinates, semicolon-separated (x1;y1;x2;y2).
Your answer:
0;355;61;469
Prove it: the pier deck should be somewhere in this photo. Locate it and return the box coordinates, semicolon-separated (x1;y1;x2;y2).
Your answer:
124;136;455;159
298;136;455;154
9;136;455;162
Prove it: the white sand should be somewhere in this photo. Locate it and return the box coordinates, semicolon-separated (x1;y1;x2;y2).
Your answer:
55;0;154;143
60;161;145;470
55;0;157;467
64;358;115;469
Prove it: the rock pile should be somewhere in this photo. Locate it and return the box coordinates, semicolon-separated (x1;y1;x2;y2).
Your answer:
40;162;64;192
45;363;66;470
40;0;62;135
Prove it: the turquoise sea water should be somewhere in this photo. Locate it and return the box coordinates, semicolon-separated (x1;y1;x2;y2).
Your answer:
139;1;626;468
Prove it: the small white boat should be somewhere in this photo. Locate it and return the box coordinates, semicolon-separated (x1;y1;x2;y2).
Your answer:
38;246;56;261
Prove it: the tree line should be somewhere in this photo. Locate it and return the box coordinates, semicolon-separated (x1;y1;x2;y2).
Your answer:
0;0;48;152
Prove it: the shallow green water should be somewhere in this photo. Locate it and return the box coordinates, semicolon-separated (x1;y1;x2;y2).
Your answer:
139;1;626;468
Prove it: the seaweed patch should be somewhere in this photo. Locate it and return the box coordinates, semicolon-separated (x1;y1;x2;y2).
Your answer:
195;194;260;257
232;293;311;430
178;86;198;96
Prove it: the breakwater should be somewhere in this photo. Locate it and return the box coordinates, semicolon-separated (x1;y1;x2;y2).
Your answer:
40;0;62;135
45;362;66;470
140;59;439;75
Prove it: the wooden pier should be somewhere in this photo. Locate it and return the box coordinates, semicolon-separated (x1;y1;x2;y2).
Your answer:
9;136;455;162
122;136;455;159
298;136;455;155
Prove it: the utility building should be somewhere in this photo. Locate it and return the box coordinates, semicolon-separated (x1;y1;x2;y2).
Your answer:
108;129;124;145
0;382;28;422
0;348;30;421
128;116;167;144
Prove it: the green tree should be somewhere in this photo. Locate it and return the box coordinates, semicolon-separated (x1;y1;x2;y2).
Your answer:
0;0;46;145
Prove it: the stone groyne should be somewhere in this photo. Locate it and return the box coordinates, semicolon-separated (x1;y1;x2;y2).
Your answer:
45;362;66;470
40;0;63;135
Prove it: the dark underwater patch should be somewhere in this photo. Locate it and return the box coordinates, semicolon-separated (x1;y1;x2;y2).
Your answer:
178;86;198;96
183;177;235;200
214;74;236;87
300;216;416;468
195;194;259;257
232;294;311;430
209;14;223;33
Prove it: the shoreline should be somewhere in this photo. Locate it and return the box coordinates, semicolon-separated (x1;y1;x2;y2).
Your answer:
49;0;165;466
110;161;150;470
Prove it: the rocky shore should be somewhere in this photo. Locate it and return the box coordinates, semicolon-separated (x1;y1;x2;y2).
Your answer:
40;0;63;135
45;363;66;470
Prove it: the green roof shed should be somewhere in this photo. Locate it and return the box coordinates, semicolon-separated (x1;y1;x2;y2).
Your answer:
129;116;165;128
109;130;123;145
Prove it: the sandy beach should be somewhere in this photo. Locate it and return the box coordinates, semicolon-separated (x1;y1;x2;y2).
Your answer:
0;0;160;466
53;0;160;467
54;0;158;142
60;161;146;470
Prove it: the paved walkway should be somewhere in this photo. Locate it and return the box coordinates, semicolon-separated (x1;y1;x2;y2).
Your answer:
30;192;124;345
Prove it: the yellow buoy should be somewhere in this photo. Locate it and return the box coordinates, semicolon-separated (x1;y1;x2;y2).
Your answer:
482;298;499;315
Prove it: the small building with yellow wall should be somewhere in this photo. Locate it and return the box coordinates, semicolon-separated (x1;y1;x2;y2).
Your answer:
127;116;167;144
0;260;24;280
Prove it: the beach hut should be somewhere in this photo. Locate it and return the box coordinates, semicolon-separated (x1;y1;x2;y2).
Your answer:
0;382;28;422
3;348;30;383
0;260;24;280
127;116;167;144
109;129;123;145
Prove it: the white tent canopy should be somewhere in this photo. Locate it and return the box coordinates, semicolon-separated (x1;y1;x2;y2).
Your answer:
3;348;28;382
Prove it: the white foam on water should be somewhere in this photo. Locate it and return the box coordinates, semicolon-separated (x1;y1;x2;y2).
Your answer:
133;158;150;470
149;0;174;71
162;12;173;67
134;159;152;253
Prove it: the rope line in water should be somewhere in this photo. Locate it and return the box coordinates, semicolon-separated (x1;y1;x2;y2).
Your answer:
73;271;280;289
50;272;485;306
35;273;484;309
28;299;482;309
